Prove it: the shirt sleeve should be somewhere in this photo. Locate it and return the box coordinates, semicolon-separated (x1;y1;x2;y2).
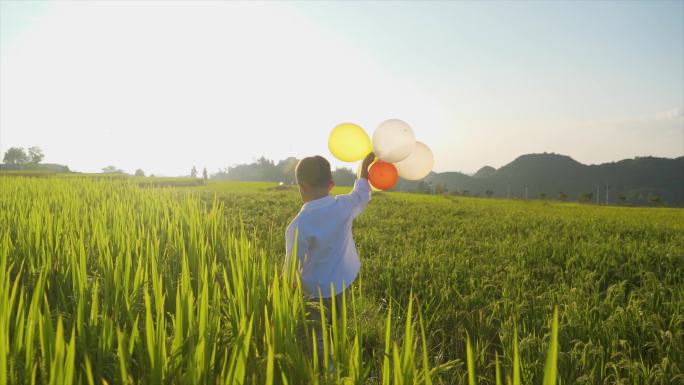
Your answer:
284;222;307;272
337;178;372;218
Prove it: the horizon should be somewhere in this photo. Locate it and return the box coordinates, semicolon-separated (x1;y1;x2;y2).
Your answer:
1;1;683;176
7;150;681;178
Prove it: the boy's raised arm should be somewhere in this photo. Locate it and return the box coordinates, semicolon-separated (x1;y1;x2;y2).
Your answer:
339;152;374;218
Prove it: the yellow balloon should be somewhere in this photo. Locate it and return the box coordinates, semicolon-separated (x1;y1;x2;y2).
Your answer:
328;123;372;162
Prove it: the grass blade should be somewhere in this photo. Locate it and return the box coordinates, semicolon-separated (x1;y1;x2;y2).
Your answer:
466;333;475;385
542;306;559;385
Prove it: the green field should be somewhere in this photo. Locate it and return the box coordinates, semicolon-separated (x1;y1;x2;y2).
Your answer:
1;176;682;384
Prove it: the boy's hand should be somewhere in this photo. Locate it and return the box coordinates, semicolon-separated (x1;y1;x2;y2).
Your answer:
360;152;375;179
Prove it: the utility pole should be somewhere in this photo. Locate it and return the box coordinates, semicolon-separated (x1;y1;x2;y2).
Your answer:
605;184;610;205
596;185;600;204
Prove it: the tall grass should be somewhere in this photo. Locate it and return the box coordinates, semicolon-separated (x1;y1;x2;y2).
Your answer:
3;176;680;384
0;177;507;384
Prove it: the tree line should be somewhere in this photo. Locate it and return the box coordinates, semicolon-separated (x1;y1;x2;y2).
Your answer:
212;156;356;186
2;146;44;165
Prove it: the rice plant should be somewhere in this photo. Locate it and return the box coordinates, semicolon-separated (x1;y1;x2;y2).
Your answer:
1;176;681;384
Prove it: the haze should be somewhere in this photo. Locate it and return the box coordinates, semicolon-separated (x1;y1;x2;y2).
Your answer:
1;0;682;176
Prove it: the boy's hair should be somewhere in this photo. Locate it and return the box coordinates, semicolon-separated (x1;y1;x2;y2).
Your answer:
296;156;332;187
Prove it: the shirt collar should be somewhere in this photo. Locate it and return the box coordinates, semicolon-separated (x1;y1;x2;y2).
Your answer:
301;195;335;211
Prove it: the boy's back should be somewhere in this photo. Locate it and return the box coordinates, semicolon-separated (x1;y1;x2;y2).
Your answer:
286;178;371;297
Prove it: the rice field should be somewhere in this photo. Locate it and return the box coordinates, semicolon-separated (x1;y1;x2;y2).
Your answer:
0;176;682;384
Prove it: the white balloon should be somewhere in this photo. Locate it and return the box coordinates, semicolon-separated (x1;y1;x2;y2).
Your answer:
372;119;416;163
394;142;434;180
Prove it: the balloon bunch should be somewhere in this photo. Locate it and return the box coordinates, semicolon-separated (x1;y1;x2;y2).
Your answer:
328;119;433;190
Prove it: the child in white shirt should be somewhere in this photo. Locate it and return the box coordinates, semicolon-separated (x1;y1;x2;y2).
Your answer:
285;153;375;356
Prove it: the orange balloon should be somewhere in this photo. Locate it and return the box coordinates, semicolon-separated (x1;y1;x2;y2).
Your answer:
368;161;398;190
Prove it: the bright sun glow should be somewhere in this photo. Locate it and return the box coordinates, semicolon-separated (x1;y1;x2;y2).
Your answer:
1;1;682;175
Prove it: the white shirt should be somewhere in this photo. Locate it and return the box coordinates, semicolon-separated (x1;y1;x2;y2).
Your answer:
285;178;371;298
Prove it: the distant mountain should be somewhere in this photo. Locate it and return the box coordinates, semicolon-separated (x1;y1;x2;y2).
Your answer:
473;166;496;178
394;153;684;206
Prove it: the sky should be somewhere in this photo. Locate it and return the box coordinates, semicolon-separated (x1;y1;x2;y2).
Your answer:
1;0;682;176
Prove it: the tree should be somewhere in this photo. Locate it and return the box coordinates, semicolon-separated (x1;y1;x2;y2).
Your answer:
191;166;198;178
540;193;547;200
134;169;145;177
434;183;448;195
649;195;661;206
332;167;355;186
617;194;626;204
276;157;298;184
579;192;593;203
202;167;208;180
485;190;494;198
3;147;29;165
416;181;431;194
102;165;123;173
462;190;470;196
557;192;567;201
27;146;44;164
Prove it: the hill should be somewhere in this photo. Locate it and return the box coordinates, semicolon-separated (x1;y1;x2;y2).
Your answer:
394;153;683;206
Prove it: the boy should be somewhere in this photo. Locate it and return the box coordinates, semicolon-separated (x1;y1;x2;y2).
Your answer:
285;152;375;325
